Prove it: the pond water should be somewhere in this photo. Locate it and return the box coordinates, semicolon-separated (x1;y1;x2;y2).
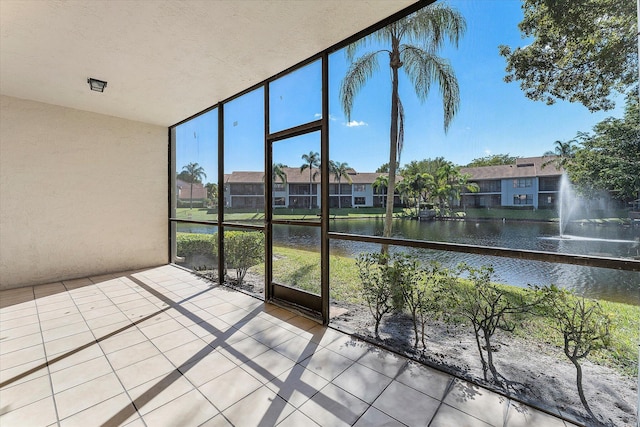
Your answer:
178;219;640;305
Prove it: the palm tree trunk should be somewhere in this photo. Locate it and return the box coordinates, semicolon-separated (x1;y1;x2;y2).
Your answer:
337;178;341;209
189;183;194;209
383;54;400;251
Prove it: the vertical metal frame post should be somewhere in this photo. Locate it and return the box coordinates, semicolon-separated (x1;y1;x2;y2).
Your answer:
217;105;225;286
264;83;274;302
320;53;330;324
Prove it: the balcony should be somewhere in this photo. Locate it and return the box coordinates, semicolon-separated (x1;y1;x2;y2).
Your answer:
0;265;576;426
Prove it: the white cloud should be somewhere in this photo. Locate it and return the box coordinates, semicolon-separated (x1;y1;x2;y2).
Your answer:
345;120;367;127
313;113;338;121
484;148;492;155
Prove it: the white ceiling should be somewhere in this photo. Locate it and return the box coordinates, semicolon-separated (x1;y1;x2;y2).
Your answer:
0;0;417;127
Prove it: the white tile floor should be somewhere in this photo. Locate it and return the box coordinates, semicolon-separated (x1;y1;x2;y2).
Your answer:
0;265;579;426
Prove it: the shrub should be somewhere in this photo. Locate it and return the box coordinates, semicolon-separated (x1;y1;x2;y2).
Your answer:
176;232;217;258
356;252;393;338
224;231;264;284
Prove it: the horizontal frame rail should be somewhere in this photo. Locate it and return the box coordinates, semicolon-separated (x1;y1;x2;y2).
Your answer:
329;232;640;272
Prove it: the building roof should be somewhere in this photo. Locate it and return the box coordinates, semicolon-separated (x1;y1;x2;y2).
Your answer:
460;156;563;180
176;179;207;199
224;167;389;185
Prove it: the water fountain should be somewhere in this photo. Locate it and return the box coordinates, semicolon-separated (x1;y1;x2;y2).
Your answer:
558;173;579;238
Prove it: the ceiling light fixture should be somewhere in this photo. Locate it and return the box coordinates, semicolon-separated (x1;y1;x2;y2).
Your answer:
87;78;107;92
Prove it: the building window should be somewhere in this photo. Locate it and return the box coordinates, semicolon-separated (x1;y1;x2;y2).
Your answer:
354;197;366;205
353;184;366;192
273;183;285;192
513;194;533;205
274;197;286;206
513;178;532;188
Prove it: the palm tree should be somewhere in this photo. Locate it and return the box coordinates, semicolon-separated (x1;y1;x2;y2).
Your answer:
181;162;207;209
329;161;353;208
340;3;465;242
205;182;218;207
300;151;320;208
372;175;389;208
272;163;288;185
543;139;577;170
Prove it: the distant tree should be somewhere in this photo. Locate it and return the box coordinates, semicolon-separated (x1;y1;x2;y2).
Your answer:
499;0;637;112
372;175;390;207
180;162;207;209
300;152;320;208
329;161;353;208
272;163;288;184
432;162;478;217
466;154;518;167
376;163;389;173
397;172;435;217
566;93;640;203
340;3;465;250
205;183;218;207
542;139;577;169
400;157;448;180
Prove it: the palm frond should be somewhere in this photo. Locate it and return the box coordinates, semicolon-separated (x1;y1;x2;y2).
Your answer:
402;4;466;53
403;44;459;132
339;51;381;121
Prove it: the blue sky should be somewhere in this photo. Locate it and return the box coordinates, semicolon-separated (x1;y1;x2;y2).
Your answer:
176;0;626;184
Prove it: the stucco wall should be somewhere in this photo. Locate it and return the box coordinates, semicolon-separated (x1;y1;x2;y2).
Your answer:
0;96;168;289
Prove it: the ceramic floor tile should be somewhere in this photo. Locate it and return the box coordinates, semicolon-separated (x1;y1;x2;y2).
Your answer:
272;334;319;363
0;396;57;427
442;379;509;427
276;315;320;335
240;348;296;383
324;335;373;362
142;388;219;426
54;372;125;420
198;414;234;426
353;407;406;427
59;392;138;427
0;305;37;321
98;328;148;354
276;409;321;426
0;357;48;387
251;324;299;348
1;344;46;371
218;336;271;364
0;332;43;355
372;380;440;427
162;338;212;367
357;347;408;379
429;403;493;427
47;343;105;373
106;340;161;370
0;374;53;413
149;327;199;353
129;370;194;415
178;350;237;387
85;311;130;330
333;361;393;404
44;331;95;357
38;313;84;331
298;382;369;427
265;363;329;408
138;318;184;339
505;401;567;427
0;314;41;330
299;347;355;381
42;322;90;342
222;386;296;426
198;366;263;411
50;355;113;393
115;353;176;390
395;361;453;400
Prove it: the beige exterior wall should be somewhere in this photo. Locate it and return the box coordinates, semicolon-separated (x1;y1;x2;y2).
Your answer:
0;96;168;290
